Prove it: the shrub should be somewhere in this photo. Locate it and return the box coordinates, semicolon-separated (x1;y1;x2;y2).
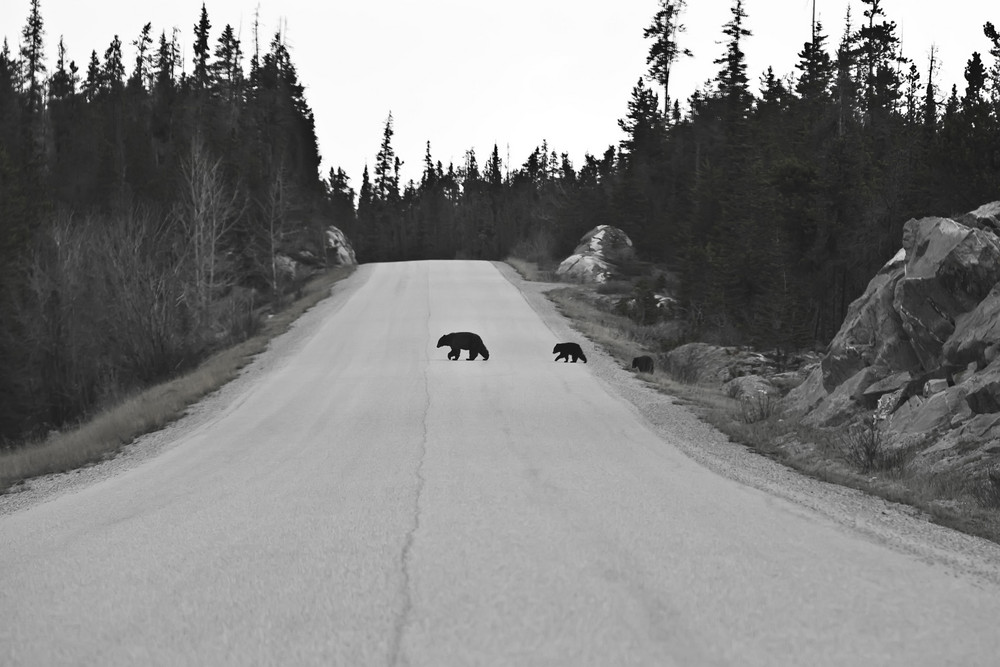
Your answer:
738;391;777;424
841;413;908;473
510;229;556;266
667;355;699;385
614;278;661;325
974;466;1000;509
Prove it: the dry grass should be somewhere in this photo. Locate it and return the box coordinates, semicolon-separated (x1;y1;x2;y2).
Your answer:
0;266;355;492
547;287;684;356
504;256;559;282
537;265;1000;546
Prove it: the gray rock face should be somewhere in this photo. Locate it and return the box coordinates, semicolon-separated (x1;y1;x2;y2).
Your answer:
326;226;357;266
665;343;813;395
556;225;635;283
724;375;779;401
817;249;917;392
943;283;1000;369
783;202;1000;474
893;216;1000;370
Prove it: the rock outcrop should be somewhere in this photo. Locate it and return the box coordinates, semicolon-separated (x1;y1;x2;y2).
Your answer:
665;342;815;394
556;225;635;283
782;202;1000;474
326;226;357;266
275;225;357;282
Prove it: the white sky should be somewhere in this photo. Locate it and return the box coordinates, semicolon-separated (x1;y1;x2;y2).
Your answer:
1;1;995;187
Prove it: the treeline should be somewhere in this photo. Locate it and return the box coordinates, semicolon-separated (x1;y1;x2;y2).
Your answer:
341;0;1000;350
3;0;1000;443
0;2;341;442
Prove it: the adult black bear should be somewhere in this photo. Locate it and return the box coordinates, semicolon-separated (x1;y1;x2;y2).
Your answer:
632;355;654;373
553;342;587;363
437;332;490;361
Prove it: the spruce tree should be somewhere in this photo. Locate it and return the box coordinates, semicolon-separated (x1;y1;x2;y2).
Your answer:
192;3;212;91
19;0;45;114
643;0;691;115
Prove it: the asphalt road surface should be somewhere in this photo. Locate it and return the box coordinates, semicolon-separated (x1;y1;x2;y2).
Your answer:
4;260;1000;666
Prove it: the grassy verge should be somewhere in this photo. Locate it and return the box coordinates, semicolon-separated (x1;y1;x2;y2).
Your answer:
504;256;559;282
538;268;1000;546
0;266;355;493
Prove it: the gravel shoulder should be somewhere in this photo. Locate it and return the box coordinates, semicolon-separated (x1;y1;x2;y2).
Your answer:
495;261;1000;587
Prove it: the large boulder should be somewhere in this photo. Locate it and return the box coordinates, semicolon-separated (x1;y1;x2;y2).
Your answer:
326;226;357;265
893;216;1000;370
942;282;1000;369
665;343;800;389
556;225;635;283
825;249;917;385
786;202;1000;474
784;249;914;418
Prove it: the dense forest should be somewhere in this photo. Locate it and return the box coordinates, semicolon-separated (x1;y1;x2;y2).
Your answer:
0;2;335;442
1;0;999;444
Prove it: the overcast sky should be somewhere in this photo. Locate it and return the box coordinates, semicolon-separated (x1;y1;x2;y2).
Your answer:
2;1;996;186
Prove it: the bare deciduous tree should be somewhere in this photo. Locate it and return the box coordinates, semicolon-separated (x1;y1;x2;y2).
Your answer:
175;137;244;322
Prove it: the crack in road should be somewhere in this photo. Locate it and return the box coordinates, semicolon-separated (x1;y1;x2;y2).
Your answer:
389;270;432;667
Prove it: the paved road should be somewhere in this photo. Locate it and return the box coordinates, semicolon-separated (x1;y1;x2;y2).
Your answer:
3;260;1000;666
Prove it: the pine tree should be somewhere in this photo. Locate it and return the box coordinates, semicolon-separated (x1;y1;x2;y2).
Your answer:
192;3;212;91
714;0;752;117
102;36;125;93
643;0;691;115
82;50;101;102
129;23;153;91
373;112;398;202
795;20;834;103
923;46;939;135
618;78;663;160
854;0;905;125
48;37;75;100
19;0;46;114
212;24;243;101
985;23;1000;117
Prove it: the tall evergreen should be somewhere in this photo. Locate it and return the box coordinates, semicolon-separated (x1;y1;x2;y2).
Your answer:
19;0;45;114
643;0;691;115
192;3;212;91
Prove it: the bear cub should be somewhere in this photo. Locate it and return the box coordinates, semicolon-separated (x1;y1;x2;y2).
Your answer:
553;342;587;363
632;355;654;373
437;332;490;361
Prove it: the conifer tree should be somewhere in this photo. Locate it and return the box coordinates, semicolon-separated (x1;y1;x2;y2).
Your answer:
129;23;153;91
48;37;75;100
714;0;752;117
854;0;905;124
795;20;834;103
373;112;398;202
19;0;45;114
192;3;212;91
985;23;1000;115
102;36;125;93
212;24;243;100
643;0;691;115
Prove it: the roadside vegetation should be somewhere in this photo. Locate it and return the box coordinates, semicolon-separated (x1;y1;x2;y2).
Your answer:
508;259;1000;546
0;266;354;493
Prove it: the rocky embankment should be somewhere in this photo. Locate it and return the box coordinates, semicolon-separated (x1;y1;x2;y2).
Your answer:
666;203;1000;481
780;202;1000;477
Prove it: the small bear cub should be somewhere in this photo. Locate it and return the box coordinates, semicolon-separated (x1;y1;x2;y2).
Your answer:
631;355;654;373
553;342;587;363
